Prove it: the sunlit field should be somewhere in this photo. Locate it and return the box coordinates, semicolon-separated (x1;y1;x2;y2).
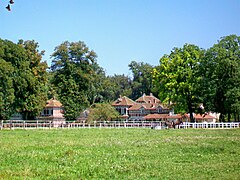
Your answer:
0;128;239;179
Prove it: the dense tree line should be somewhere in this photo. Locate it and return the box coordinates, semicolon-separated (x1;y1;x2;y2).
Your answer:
0;35;239;121
153;35;240;122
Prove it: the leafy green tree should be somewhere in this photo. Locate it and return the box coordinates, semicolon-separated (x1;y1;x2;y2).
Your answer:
0;59;15;120
202;35;240;121
0;39;48;120
51;41;98;120
153;44;204;122
129;61;154;100
108;74;132;100
87;103;119;123
17;40;48;119
87;63;106;104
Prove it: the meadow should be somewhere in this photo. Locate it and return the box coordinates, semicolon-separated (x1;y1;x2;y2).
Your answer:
0;128;239;179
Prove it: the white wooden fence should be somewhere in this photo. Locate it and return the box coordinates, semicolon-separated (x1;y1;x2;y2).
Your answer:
0;120;239;130
179;122;239;129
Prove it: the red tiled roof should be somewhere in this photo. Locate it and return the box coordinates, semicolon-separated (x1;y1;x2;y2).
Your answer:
202;114;215;119
129;103;166;111
144;114;168;120
195;114;204;119
128;104;142;110
135;93;160;104
112;96;135;106
46;98;62;107
166;114;183;119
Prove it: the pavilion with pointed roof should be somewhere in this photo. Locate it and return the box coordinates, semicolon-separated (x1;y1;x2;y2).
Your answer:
39;98;65;126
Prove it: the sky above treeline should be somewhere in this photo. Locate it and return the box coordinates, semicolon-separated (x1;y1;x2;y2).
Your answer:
1;0;240;76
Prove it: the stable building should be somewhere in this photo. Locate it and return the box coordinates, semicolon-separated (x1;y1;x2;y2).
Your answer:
112;93;171;121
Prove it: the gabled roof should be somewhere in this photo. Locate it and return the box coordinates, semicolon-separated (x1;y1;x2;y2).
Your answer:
129;103;165;111
112;96;135;106
46;98;62;108
135;93;161;104
202;114;216;119
128;104;142;110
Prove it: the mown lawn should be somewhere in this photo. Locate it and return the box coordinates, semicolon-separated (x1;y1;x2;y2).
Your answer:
0;128;239;179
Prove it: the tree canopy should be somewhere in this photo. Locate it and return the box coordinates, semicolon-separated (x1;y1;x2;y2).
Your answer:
129;61;154;100
0;35;239;122
87;103;119;123
0;59;14;120
202;35;240;121
0;39;48;120
51;41;98;120
153;44;204;122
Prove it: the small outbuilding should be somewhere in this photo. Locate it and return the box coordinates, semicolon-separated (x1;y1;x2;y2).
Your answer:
39;98;65;127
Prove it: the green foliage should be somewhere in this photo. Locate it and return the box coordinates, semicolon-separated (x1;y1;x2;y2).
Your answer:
87;103;119;123
0;39;48;120
129;61;154;100
153;44;204;122
17;40;48;119
87;63;106;104
0;59;15;120
101;74;132;101
51;41;98;120
202;35;240;121
0;129;239;179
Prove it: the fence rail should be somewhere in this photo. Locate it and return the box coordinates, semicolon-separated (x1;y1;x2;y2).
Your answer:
0;120;239;130
179;122;240;129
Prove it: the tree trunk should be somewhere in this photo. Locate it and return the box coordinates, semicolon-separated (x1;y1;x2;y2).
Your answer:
187;93;195;123
228;113;231;122
219;113;225;122
234;113;237;122
23;111;35;120
188;103;195;122
190;112;194;123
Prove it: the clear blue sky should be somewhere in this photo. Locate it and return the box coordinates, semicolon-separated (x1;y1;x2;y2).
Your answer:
1;0;240;76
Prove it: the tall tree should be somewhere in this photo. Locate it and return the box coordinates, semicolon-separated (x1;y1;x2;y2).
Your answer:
202;35;240;122
0;59;15;120
153;44;204;122
0;39;48;120
129;61;154;100
17;40;48;120
107;74;132;100
87;63;106;104
51;41;98;120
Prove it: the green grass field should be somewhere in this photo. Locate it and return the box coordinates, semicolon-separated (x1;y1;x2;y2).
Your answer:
0;128;239;179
